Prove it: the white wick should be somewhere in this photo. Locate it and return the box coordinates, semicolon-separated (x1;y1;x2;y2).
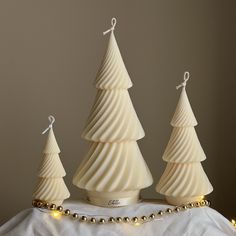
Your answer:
176;71;190;90
42;115;55;134
103;17;117;35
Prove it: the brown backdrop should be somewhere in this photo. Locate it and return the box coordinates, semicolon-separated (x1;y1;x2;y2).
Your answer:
0;0;236;224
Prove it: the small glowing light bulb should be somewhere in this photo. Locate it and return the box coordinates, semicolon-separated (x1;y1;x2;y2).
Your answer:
231;219;236;226
51;210;61;219
133;222;141;227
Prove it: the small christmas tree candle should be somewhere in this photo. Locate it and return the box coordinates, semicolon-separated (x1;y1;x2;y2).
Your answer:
72;18;153;207
33;116;70;206
156;72;213;206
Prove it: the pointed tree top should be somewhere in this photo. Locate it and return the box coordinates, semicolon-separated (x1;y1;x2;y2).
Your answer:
171;72;198;127
103;17;117;35
42;115;60;154
95;18;133;90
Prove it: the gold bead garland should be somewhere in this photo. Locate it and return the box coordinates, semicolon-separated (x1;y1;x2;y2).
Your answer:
32;199;211;226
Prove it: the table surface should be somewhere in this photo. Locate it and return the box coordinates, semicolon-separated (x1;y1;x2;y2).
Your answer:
0;200;235;236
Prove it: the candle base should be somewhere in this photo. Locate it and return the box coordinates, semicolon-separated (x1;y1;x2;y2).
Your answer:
166;195;204;206
87;190;140;207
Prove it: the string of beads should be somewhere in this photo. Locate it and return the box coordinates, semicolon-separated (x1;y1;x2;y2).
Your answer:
32;199;211;225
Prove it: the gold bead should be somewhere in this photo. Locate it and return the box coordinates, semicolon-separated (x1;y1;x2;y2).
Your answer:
175;207;181;212
158;210;164;216
99;218;106;224
116;217;122;223
123;217;130;223
188;203;194;208
206;200;211;206
64;209;70;216
149;214;155;219
108;217;115;223
57;206;63;212
200;200;205;206
32;200;37;207
72;213;79;219
81;216;87;222
182;205;187;210
141;216;147;221
34;200;41;207
90;218;96;223
195;202;200;207
166;208;172;213
50;204;56;210
44;203;50;209
36;201;43;208
132;217;138;223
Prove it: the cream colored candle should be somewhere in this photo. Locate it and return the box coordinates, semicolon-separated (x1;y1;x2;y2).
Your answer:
33;116;70;206
156;72;213;206
72;18;153;207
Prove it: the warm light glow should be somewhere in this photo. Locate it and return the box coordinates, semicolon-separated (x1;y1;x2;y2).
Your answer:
133;222;141;226
51;211;62;219
231;219;236;227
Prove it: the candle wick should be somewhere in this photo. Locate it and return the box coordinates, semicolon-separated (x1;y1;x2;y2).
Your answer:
42;115;55;134
176;71;190;90
103;17;117;35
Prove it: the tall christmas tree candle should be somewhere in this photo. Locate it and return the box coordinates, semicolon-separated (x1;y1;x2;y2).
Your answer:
73;18;153;207
33;116;70;206
156;72;213;206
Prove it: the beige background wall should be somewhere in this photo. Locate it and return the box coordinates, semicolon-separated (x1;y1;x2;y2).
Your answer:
0;0;235;224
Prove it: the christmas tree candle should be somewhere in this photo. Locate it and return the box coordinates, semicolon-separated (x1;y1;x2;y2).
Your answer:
73;18;153;207
156;72;213;206
33;116;70;206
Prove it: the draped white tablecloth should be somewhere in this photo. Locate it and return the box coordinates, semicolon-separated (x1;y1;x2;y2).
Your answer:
0;200;235;236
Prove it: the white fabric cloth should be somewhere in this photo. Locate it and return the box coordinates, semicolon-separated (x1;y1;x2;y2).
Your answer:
0;200;235;236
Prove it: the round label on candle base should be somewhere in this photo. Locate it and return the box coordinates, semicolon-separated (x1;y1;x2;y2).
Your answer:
87;190;140;207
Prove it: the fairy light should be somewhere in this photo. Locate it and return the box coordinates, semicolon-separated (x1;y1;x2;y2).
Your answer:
51;210;62;219
133;222;141;226
231;219;236;227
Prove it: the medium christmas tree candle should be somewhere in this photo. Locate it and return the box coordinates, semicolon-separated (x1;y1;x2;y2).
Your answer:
156;72;213;206
72;18;153;207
